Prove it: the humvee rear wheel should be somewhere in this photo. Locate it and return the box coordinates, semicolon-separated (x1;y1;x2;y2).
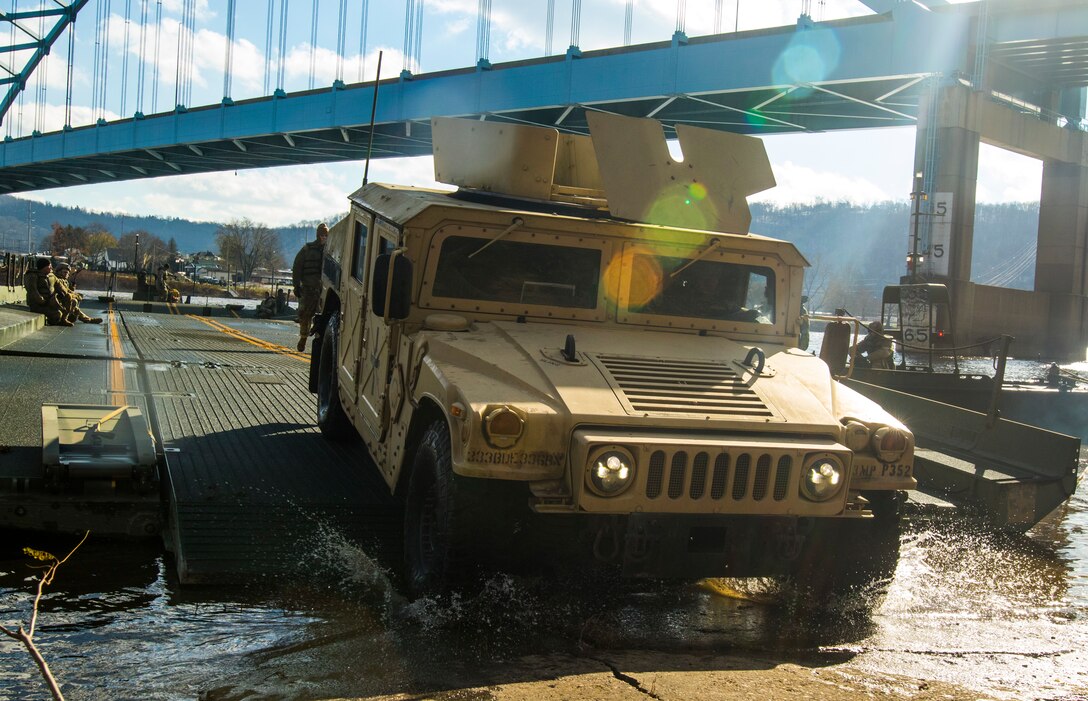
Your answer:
316;311;357;442
404;420;483;597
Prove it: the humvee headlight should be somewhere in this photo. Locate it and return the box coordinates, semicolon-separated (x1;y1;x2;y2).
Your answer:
800;457;844;502
483;406;524;448
842;420;870;452
587;448;635;496
872;426;908;463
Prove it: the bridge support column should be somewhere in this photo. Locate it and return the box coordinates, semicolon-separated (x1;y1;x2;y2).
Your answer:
914;82;1088;360
1037;161;1088;358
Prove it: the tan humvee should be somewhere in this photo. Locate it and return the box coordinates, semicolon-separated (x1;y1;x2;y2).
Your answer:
309;114;915;595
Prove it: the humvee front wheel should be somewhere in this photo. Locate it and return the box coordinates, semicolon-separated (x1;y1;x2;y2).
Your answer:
316;311;357;442
403;420;483;597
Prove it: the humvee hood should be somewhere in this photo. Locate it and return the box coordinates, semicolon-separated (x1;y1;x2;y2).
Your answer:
423;320;846;432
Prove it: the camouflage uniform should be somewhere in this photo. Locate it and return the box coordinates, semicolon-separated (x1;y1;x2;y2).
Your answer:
55;266;102;324
23;263;66;325
292;223;328;351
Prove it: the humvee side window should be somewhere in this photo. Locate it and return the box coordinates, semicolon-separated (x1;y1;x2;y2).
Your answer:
628;255;776;324
351;221;369;282
432;236;600;309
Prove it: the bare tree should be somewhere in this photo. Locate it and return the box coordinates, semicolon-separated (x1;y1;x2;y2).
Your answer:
215;218;280;293
1;531;89;701
117;231;168;271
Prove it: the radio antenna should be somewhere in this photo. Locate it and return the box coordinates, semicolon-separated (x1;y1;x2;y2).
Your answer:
363;50;383;186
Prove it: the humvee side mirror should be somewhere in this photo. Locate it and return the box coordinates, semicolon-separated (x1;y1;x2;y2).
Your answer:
371;252;413;321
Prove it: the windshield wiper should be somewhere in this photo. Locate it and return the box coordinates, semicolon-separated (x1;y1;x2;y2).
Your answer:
669;237;722;278
468;216;525;259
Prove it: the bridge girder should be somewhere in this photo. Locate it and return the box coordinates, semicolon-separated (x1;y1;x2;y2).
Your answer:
0;1;89;130
0;0;1084;193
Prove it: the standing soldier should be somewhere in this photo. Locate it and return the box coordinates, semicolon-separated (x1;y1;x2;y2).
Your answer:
55;262;103;324
292;222;328;352
23;258;70;326
155;263;172;301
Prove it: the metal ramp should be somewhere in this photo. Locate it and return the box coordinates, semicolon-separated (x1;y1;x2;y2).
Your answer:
120;311;404;584
845;379;1080;531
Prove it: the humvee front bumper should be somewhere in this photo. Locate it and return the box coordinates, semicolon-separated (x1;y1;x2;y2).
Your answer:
546;430;861;518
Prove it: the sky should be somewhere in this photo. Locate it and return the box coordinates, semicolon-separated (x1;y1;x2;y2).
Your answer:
4;0;1042;228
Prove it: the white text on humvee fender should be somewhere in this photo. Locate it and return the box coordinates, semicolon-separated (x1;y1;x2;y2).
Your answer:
308;114;916;595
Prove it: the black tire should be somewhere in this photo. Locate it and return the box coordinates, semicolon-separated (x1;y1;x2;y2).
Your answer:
316;311;357;442
403;421;486;597
786;513;901;604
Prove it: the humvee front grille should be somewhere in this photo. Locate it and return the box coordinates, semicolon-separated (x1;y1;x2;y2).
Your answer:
645;449;794;505
594;354;774;419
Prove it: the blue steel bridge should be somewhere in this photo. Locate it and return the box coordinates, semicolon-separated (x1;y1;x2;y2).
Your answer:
0;0;1083;194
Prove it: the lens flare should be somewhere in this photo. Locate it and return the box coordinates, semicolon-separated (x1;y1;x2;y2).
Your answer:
603;245;664;309
643;183;718;231
771;28;841;93
688;182;707;201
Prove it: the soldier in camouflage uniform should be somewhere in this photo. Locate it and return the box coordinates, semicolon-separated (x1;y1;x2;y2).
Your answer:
291;222;328;352
23;258;70;326
55;262;103;324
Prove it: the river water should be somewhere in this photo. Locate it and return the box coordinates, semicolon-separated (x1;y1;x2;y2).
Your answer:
1;328;1087;700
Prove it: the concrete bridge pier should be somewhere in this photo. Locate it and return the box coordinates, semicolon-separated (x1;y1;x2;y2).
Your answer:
913;82;1088;361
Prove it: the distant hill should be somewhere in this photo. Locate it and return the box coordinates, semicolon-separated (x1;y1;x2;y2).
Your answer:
0;194;1039;314
0;195;344;257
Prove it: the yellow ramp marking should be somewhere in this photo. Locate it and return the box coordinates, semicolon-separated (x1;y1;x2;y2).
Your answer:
107;307;128;403
187;314;309;362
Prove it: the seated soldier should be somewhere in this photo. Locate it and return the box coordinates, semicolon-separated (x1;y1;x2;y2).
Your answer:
850;321;894;369
23;258;70;326
54;262;103;324
256;293;277;319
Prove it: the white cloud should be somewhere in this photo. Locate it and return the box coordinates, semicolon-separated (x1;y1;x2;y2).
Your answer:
976;143;1042;203
16;157;450;228
750;160;893;205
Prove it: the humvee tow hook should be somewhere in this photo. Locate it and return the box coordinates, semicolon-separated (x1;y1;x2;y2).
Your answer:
743;347;766;375
562;334;577;363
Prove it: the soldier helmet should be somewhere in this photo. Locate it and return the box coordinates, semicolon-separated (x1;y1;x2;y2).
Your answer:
55;262;71;272
35;258;50;269
869;321;883;333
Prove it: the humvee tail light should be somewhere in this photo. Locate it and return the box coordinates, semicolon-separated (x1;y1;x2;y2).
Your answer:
483;406;524;448
872;427;908;463
842;420;870;452
587;448;635;496
800;457;844;502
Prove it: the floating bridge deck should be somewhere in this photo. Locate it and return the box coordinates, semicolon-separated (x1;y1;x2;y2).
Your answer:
0;299;401;584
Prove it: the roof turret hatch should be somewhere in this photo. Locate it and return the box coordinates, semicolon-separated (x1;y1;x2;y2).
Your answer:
431;113;775;234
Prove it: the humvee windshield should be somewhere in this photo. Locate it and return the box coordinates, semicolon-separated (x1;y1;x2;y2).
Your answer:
432;235;601;309
627;255;775;324
430;235;775;324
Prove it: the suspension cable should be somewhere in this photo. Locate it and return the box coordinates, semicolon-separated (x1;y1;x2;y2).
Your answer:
121;0;131;117
65;7;75;128
623;0;632;46
570;0;580;49
276;0;289;92
35;0;46;134
335;0;346;84
476;0;490;64
223;0;236;100
714;0;723;33
308;0;319;90
5;0;14;137
413;0;424;73
356;0;368;82
99;0;112;122
545;0;553;55
151;0;161;112
675;0;686;35
263;0;274;94
403;0;414;73
136;0;148;115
